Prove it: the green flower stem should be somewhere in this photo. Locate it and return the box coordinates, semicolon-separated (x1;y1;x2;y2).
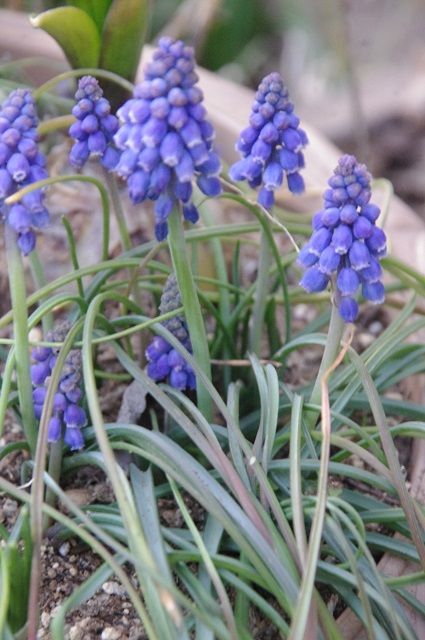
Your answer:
167;207;212;422
105;171;132;252
29;250;52;333
307;301;346;430
37;114;75;137
104;170;150;364
249;227;272;355
44;440;63;522
33;68;134;101
5;225;37;454
0;349;16;439
0;56;66;75
61;216;85;300
199;203;232;388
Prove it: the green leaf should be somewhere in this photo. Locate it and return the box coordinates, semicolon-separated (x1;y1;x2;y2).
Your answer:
30;7;101;69
0;549;10;635
99;0;149;82
0;507;32;633
66;0;113;32
130;465;174;582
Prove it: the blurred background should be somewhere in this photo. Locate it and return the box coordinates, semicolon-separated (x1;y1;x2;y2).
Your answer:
1;0;425;219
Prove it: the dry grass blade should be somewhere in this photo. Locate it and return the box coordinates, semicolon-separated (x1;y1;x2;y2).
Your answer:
288;321;354;640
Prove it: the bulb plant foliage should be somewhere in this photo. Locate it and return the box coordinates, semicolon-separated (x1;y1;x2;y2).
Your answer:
0;27;424;640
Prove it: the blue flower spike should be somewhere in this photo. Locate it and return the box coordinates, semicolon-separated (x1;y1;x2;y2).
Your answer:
146;273;196;390
69;75;120;170
31;322;87;450
298;154;387;322
0;88;50;254
113;37;221;241
229;72;308;208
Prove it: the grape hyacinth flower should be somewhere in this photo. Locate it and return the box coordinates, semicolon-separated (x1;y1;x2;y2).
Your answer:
31;322;87;450
146;273;196;390
114;37;222;241
298;154;387;322
229;72;308;209
69;75;120;170
0;88;50;255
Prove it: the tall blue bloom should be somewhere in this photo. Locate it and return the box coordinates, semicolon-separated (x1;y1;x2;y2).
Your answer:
0;88;49;254
69;75;120;170
31;322;87;450
298;155;387;322
113;37;221;241
229;72;308;209
146;273;196;390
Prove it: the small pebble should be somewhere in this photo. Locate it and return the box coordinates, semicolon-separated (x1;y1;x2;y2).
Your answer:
357;332;374;349
68;618;90;640
40;611;50;628
59;541;70;557
102;580;126;596
101;627;121;640
51;605;61;618
69;625;84;640
293;303;309;320
3;498;18;516
349;454;364;469
369;321;383;335
10;422;22;435
385;390;403;401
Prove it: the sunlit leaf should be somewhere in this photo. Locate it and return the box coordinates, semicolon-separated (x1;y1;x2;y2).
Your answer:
66;0;113;32
99;0;149;82
30;7;100;69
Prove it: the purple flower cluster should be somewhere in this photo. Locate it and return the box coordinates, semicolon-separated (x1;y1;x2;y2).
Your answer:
31;322;87;450
146;274;196;390
0;88;49;255
298;155;387;322
69;76;119;170
114;37;221;241
229;72;308;209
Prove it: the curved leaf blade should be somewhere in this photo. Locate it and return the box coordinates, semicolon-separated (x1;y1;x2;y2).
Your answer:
66;0;113;32
30;7;101;69
99;0;149;82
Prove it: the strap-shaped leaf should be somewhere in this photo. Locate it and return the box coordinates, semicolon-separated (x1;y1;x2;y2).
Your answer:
99;0;149;82
30;7;101;69
66;0;114;32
